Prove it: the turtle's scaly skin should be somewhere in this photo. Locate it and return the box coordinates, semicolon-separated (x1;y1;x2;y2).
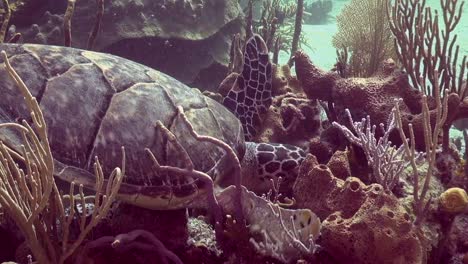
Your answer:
241;142;306;195
221;35;306;195
0;43;245;209
222;35;273;141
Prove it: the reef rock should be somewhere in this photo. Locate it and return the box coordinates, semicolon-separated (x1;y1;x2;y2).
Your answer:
108;204;188;250
446;214;468;261
293;154;425;263
17;0;243;91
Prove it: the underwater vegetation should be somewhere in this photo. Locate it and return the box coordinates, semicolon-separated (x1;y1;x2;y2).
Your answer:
332;0;395;77
0;0;467;263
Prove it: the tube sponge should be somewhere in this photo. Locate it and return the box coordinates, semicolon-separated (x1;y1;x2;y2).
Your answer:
439;187;468;213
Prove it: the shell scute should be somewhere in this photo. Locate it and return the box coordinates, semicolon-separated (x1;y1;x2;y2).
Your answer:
0;44;245;203
82;50;155;92
24;44;91;77
41;63;115;168
0;53;48;119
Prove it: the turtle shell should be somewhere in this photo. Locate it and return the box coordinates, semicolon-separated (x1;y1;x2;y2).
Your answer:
0;43;245;203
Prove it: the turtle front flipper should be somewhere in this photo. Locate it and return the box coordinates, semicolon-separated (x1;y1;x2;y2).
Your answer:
54;158;208;210
241;142;306;197
222;34;273;141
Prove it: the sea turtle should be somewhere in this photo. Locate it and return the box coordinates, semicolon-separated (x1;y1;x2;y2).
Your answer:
0;35;305;209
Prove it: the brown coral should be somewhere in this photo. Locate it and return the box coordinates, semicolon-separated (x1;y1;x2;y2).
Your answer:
271;60;302;95
293;154;424;263
294;50;466;151
293;154;367;219
326;149;351;180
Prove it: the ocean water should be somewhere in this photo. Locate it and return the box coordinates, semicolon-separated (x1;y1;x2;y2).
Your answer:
280;0;468;71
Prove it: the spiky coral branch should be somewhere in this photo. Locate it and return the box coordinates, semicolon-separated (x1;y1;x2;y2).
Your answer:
394;74;449;225
144;105;246;241
87;0;104;50
0;0;10;43
63;0;76;47
388;0;466;98
175;106;244;225
332;108;410;191
387;0;468;153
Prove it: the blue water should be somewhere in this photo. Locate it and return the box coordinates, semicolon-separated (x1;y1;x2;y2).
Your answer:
280;0;468;71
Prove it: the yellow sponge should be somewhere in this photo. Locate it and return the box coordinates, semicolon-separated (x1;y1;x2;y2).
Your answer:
439;187;468;213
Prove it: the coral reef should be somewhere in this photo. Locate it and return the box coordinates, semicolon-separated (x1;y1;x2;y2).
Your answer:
220;35;322;147
293;154;425;263
307;125;344;164
326;149;351;180
0;0;467;262
388;0;468;152
333;107;408;191
294;51;467;151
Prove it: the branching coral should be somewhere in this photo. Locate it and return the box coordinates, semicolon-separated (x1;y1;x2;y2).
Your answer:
289;0;302;58
394;78;449;225
388;0;468;152
332;108;410;191
0;50;123;264
0;0;10;43
388;0;467;98
333;0;395;77
0;0;20;43
246;0;308;57
86;0;104;50
63;0;75;47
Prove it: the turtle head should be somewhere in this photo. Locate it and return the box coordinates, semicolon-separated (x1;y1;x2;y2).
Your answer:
240;141;306;196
